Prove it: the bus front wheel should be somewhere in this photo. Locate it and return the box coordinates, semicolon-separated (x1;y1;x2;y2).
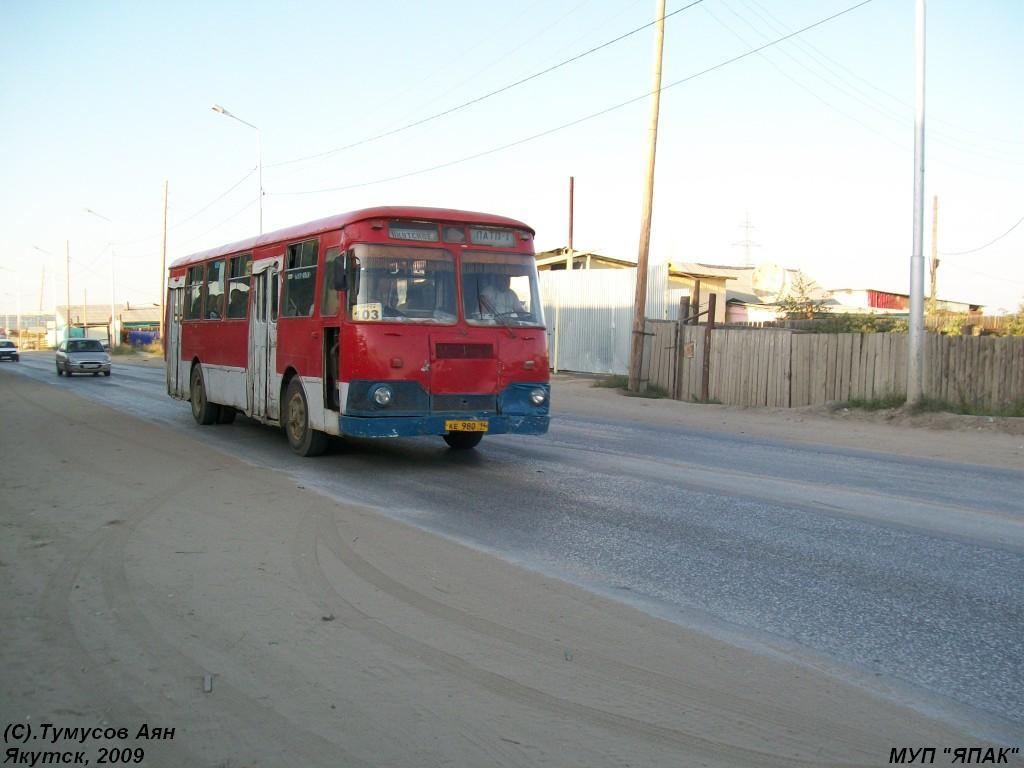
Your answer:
284;378;328;457
443;432;483;450
190;365;220;425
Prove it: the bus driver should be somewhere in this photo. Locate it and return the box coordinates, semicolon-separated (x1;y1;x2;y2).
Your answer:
479;274;526;317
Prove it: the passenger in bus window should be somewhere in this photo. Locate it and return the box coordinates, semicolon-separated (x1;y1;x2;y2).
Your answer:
228;289;247;318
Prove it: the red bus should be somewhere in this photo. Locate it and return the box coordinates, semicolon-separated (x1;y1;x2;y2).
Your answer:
166;206;550;456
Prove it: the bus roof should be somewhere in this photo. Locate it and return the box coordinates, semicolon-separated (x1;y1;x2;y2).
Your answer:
168;206;535;270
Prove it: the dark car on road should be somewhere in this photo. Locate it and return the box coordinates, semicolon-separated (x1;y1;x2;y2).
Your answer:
56;339;111;377
0;339;18;362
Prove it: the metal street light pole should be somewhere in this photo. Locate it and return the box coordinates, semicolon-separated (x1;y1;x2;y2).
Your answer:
159;180;168;346
907;0;926;406
65;241;70;340
212;104;262;234
84;207;118;347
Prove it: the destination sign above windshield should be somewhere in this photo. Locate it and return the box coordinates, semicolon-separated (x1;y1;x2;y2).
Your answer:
469;227;516;247
388;221;439;242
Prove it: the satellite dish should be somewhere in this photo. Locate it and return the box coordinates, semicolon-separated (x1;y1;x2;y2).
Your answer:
752;263;788;302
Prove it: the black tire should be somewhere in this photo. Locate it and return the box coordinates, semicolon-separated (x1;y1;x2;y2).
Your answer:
216;406;236;424
443;432;483;450
56;364;62;376
103;371;111;377
283;378;328;457
190;365;220;425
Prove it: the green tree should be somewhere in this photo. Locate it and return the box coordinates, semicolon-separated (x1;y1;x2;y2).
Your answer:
1005;303;1024;336
778;271;830;319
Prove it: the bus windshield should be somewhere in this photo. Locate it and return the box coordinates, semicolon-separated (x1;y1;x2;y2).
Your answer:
350;244;457;323
462;252;544;327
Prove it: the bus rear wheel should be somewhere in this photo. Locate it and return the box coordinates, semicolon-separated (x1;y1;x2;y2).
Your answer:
190;365;220;425
443;432;483;450
284;378;328;457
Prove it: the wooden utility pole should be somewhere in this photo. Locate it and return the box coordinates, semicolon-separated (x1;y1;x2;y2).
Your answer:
158;180;169;344
553;176;575;373
627;0;666;392
928;195;938;315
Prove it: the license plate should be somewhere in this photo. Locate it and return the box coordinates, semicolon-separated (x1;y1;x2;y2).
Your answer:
444;420;488;433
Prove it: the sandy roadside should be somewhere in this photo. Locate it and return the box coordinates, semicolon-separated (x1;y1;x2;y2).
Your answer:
0;369;982;767
552;374;1024;470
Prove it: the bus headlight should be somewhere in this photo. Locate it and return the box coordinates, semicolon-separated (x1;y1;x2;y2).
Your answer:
529;387;547;406
372;385;394;406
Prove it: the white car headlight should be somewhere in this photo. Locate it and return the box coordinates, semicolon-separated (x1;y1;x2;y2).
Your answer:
372;385;393;406
529;387;547;406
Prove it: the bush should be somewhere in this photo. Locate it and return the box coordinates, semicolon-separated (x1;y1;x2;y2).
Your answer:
810;314;908;334
1003;304;1024;336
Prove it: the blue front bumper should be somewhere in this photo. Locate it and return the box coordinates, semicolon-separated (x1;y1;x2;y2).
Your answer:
339;381;550;439
339;413;549;438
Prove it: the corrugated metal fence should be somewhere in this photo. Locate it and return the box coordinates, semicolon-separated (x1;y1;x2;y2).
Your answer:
540;269;636;375
539;265;675;375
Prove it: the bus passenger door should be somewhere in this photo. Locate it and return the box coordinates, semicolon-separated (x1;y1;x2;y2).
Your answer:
247;259;282;422
248;270;269;417
266;264;281;421
166;279;185;398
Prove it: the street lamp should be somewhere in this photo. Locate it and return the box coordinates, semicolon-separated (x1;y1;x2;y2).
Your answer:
211;103;263;234
84;207;118;347
32;245;59;346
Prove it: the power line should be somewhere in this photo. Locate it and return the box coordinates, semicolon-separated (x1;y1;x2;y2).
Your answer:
174;199;258;249
718;0;1023;166
387;0;596;128
940;214;1024;257
273;0;877;197
266;0;706;170
941;261;1024;287
741;0;1024;152
168;167;258;231
113;167;258;246
703;1;906;152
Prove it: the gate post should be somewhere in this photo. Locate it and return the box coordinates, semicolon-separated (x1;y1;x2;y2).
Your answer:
701;294;716;402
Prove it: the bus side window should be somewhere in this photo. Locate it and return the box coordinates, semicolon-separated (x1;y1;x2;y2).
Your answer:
282;239;318;317
227;253;252;319
185;266;203;320
205;259;226;319
321;247;341;317
270;269;279;322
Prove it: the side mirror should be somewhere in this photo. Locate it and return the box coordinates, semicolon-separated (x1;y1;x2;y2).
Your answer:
331;256;348;291
333;252;361;297
350;256;360;298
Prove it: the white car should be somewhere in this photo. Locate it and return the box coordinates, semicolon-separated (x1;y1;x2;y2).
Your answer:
56;339;111;377
0;339;18;362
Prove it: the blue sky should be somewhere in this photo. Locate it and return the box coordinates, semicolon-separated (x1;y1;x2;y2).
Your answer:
1;0;1021;316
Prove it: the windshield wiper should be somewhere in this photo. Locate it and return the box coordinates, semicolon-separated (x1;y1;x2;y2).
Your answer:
477;294;517;338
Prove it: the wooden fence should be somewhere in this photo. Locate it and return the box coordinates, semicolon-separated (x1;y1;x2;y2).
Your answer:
642;321;1024;411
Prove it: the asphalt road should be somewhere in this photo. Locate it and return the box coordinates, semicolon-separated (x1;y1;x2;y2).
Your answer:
8;352;1023;738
